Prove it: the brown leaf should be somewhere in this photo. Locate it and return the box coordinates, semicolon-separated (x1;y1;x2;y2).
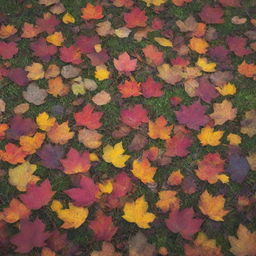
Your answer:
50;3;65;14
61;65;81;79
128;134;148;152
92;90;111;106
112;124;131;139
78;128;103;149
23;83;48;105
0;99;5;112
14;103;29;115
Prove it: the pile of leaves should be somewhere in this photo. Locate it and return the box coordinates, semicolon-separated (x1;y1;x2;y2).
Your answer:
0;0;256;255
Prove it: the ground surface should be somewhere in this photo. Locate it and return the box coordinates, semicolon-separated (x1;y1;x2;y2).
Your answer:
0;0;256;255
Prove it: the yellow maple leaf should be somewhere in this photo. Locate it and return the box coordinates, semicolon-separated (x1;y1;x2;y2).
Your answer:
189;37;209;54
95;65;110;81
19;132;45;154
216;83;236;96
227;133;241;145
47;121;74;145
148;116;173;140
122;196;156;228
8;162;39;191
197;126;224;146
25;63;45;80
98;180;113;194
51;200;88;229
36;112;56;131
196;57;216;72
142;0;166;6
199;190;229;221
156;190;180;212
131;158;157;184
46;32;64;46
154;37;173;47
102;142;130;168
62;12;75;24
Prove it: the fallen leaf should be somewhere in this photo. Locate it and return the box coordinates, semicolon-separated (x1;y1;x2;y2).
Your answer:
23;83;48;105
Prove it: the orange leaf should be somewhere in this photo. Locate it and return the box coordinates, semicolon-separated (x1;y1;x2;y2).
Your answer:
20;133;45;154
118;80;141;98
189;37;209;54
148;116;173;140
47;76;69;97
0;199;30;223
156;190;180;212
81;3;104;20
47;121;74;145
238;61;256;78
0;143;27;164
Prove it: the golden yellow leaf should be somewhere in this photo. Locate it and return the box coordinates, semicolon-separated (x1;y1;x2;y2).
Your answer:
142;0;166;6
154;37;173;47
196;57;216;72
98;180;113;194
227;133;241;145
229;224;256;256
197;126;224;146
122;196;156;228
19;132;45;154
156;190;180;212
51;200;88;229
46;31;64;46
62;12;75;24
8;162;39;192
102;142;130;168
199;190;229;221
25;63;45;80
216;83;236;96
131;158;157;184
95;65;110;81
36;112;56;131
189;37;209;54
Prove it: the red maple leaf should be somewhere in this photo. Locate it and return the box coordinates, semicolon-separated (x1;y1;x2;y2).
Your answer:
19;179;55;210
120;104;149;129
226;36;252;57
199;5;224;24
165;208;203;240
8;68;29;86
124;7;148;28
142;45;164;66
196;153;225;184
60;148;91;174
165;128;192;157
141;76;164;98
36;13;60;34
89;212;118;241
175;101;209;130
30;38;57;62
75;35;100;54
0;42;18;59
114;52;137;73
60;45;82;65
0;143;27;165
87;49;109;66
74;103;103;129
195;77;218;103
64;176;99;206
10;218;50;253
